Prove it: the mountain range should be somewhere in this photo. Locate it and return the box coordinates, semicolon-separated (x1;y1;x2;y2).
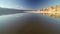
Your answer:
36;5;60;18
0;7;35;15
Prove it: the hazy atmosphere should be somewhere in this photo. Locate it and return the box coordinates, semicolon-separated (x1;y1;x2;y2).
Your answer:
0;0;60;10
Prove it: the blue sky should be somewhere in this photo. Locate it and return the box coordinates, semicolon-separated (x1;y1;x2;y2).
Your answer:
0;0;24;9
0;0;60;10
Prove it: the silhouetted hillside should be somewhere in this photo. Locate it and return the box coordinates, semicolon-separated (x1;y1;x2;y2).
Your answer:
0;8;34;15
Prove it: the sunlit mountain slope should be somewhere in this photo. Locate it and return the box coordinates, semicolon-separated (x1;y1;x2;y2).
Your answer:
36;5;60;18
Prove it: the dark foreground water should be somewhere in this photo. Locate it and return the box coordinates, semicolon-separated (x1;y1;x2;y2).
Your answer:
0;13;60;34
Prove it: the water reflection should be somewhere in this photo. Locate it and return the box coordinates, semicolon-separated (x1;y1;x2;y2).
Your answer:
0;13;59;34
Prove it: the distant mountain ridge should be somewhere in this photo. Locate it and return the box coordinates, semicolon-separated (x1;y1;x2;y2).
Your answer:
0;7;35;15
36;5;60;18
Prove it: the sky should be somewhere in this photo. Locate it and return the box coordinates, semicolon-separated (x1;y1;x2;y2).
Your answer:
0;0;60;10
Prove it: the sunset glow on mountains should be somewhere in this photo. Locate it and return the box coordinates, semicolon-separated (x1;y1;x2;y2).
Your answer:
36;5;60;18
